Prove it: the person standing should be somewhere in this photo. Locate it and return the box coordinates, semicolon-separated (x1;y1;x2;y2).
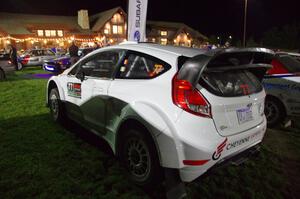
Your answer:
8;44;18;70
69;41;79;66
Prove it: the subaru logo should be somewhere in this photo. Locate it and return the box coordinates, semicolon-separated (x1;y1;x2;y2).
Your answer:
134;31;140;41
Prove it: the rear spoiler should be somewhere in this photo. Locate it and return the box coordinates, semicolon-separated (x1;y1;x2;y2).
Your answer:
178;48;275;87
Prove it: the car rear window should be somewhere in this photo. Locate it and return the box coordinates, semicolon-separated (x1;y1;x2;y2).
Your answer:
200;70;263;97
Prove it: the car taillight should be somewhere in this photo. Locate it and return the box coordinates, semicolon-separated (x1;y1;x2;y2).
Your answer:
172;74;211;118
24;55;30;60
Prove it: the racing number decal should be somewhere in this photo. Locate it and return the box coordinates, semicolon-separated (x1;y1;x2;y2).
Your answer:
67;82;81;98
240;84;250;95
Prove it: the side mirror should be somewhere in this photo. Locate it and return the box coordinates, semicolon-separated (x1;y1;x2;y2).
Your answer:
75;71;85;82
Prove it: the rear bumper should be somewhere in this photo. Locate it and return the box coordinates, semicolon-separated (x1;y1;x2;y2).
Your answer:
174;115;267;182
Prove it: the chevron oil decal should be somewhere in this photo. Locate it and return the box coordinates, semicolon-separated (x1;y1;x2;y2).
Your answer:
67;82;81;98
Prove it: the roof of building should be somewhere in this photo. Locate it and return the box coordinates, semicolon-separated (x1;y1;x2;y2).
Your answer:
147;20;208;40
0;7;207;41
0;12;91;35
90;7;125;32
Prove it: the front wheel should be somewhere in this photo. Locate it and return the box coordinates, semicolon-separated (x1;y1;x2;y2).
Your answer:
120;128;162;188
49;88;66;123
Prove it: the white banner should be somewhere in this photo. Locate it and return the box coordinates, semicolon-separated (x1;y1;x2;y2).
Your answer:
127;0;148;42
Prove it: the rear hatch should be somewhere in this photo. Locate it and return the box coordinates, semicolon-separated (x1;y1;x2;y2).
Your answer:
178;48;274;136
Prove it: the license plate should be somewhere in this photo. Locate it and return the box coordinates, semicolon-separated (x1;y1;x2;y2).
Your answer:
236;106;253;124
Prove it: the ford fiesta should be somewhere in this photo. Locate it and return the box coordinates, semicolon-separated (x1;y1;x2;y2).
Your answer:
46;43;274;186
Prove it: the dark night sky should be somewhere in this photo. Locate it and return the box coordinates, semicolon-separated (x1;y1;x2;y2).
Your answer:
0;0;299;41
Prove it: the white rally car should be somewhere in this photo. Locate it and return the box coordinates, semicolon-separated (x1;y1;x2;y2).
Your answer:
46;43;274;186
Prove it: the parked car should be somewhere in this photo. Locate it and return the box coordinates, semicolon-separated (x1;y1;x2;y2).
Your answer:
43;48;95;74
263;53;300;127
19;49;59;67
276;51;300;62
46;43;274;186
0;53;15;80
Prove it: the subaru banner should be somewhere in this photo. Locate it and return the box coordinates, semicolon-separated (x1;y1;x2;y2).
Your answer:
127;0;148;42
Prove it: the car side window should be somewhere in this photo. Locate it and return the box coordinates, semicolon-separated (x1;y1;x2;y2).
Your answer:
116;51;171;79
45;50;55;56
78;50;125;79
68;64;80;76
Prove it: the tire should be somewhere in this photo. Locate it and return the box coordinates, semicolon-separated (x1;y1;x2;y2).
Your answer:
265;96;286;128
0;69;5;81
120;128;162;188
17;62;23;70
49;88;66;123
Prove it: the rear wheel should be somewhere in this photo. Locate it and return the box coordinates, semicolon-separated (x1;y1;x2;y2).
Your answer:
0;69;5;81
265;96;286;128
49;88;66;123
120;128;162;188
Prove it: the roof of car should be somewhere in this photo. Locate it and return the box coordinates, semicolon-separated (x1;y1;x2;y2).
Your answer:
108;42;208;58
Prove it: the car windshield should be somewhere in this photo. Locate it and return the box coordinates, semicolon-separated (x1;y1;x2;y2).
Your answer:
278;55;300;72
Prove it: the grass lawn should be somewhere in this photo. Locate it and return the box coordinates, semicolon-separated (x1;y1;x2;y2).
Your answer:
0;68;299;199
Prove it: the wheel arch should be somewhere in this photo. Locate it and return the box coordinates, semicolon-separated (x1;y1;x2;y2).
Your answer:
265;94;287;116
115;118;162;164
46;79;65;106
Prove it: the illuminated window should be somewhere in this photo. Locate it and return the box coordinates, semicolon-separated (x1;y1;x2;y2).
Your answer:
112;13;124;23
37;30;44;37
112;25;123;34
57;30;63;37
45;30;51;37
152;38;156;42
160;31;167;36
50;30;56;37
118;26;123;34
104;23;111;34
160;38;167;45
104;29;109;34
112;25;118;34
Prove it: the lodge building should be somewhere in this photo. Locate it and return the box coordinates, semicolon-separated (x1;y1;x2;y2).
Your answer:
0;7;207;50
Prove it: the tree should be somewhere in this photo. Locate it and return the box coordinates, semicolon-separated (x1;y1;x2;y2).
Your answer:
208;35;218;45
262;24;300;50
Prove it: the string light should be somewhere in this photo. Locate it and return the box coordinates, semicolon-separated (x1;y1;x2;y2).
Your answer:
0;36;100;43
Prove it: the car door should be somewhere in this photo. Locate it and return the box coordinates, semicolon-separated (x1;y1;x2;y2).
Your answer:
74;50;126;134
62;63;84;122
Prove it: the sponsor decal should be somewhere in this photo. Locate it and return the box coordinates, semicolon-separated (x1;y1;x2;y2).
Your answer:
212;138;227;160
212;131;262;161
67;82;81;98
227;131;261;150
263;82;300;92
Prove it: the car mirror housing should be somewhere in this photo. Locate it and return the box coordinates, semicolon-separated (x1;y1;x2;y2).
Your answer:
75;71;85;82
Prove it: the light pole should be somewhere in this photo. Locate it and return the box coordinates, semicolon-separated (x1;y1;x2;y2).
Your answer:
243;0;248;47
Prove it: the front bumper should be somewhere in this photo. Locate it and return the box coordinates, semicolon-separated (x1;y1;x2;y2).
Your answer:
43;63;60;73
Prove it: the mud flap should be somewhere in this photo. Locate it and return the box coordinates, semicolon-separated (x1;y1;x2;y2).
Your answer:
164;168;187;199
